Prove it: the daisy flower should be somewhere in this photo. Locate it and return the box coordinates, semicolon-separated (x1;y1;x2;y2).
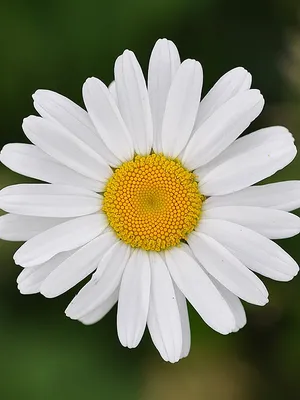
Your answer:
0;38;299;363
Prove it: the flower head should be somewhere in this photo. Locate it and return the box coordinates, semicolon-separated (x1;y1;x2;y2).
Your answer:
0;38;299;363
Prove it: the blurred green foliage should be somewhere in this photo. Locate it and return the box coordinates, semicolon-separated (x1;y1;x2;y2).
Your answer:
1;0;300;399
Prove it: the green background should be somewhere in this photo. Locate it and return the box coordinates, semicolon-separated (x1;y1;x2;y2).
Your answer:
1;0;300;399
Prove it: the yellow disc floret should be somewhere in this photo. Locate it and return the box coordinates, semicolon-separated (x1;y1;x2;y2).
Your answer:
102;154;204;251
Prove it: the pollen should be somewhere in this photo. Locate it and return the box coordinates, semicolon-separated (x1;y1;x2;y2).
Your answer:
102;154;204;251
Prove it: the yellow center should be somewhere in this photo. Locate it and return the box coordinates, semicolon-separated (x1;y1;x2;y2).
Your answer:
102;154;203;251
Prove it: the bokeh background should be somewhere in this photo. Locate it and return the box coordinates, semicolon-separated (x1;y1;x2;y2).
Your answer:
1;0;300;399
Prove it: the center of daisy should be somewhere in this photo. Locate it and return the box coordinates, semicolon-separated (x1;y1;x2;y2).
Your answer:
102;154;203;251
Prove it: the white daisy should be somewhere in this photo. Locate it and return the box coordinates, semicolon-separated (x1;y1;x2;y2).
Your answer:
0;38;299;363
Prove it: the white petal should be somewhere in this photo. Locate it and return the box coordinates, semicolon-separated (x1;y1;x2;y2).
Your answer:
198;219;299;281
0;214;69;241
22;116;111;183
147;252;182;363
40;231;116;298
203;181;300;212
83;77;134;162
197;126;296;196
148;39;180;152
211;278;246;333
117;250;150;348
108;81;118;104
114;50;153;155
14;213;107;267
173;283;191;358
183;89;264;170
0;184;101;217
203;206;300;239
79;289;119;325
188;232;268;305
194;67;252;130
0;144;101;192
161;59;203;158
165;245;236;334
17;251;74;294
32;89;118;166
65;241;130;320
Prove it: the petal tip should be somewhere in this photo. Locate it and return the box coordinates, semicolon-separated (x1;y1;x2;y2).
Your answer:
39;284;56;299
64;306;73;319
32;89;44;101
13;255;21;267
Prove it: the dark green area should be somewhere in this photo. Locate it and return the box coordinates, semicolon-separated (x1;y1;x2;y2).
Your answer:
1;0;300;399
